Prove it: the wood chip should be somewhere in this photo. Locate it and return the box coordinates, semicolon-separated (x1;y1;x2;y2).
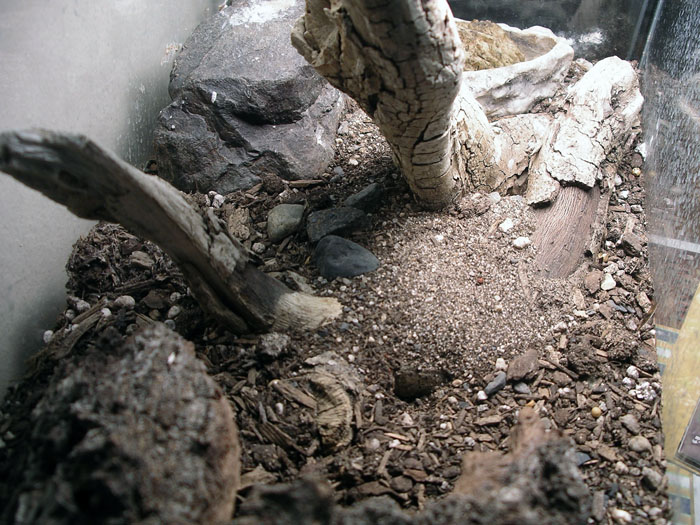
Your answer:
257;421;305;455
270;379;317;410
384;431;411;441
377;449;392;477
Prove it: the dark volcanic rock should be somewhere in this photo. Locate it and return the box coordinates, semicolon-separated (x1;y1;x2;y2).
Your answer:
154;0;343;194
342;182;385;212
313;235;379;279
307;208;370;244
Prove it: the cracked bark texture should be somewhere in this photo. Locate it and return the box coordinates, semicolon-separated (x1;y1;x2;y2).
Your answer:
292;0;476;208
292;0;641;209
525;57;644;205
0;130;341;334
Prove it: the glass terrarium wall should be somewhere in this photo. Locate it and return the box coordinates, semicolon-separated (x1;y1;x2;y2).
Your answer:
0;0;221;398
448;0;659;61
642;0;700;521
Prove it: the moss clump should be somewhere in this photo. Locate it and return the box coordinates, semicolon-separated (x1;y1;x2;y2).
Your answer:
457;20;526;71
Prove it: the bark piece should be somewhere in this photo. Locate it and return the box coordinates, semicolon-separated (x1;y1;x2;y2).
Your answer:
5;323;240;525
526;57;644;205
532;185;602;278
0;129;341;334
308;372;354;452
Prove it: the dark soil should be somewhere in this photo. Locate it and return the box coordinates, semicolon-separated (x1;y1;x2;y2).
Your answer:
0;68;669;523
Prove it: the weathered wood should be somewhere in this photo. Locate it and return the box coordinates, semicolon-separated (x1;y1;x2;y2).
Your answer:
525;57;644;206
293;1;641;211
0;130;341;334
3;323;240;524
292;0;467;208
532;185;602;278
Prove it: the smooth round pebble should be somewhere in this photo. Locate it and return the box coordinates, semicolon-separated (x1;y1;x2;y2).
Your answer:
114;295;136;309
628;435;652;452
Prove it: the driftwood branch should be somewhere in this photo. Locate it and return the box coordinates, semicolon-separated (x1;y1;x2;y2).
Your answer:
0;129;341;334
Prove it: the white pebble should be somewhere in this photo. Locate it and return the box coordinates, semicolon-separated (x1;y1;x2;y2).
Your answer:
114;295;136;309
170;292;182;303
477;390;488;401
626;365;640;379
512;236;531;249
553;321;568;333
400;412;414;426
74;299;90;313
388;439;400;448
42;330;54;344
167;306;181;319
447;396;458;405
464;436;476;447
365;437;381;451
601;273;617;291
275;402;284;415
610;508;632;522
65;309;76;321
252;242;266;254
212;194;225;208
618;190;630;200
614;461;629;474
495;357;507;371
498;218;514;233
100;308;112;318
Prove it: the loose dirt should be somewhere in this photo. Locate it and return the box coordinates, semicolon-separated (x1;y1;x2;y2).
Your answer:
0;77;669;523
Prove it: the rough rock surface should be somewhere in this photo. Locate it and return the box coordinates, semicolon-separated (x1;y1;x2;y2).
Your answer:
307;207;369;244
313;235;379;279
1;323;240;525
153;0;343;194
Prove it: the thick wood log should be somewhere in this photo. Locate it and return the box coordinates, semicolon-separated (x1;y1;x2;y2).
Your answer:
2;323;240;524
0;129;341;334
292;0;470;208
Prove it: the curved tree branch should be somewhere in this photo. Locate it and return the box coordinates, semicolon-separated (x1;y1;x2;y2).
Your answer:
0;129;341;334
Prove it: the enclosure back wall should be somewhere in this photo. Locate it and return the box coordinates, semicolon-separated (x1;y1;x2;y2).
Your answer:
0;0;220;398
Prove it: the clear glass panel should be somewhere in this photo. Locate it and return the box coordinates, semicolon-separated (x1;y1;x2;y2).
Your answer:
642;0;700;520
448;0;658;60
